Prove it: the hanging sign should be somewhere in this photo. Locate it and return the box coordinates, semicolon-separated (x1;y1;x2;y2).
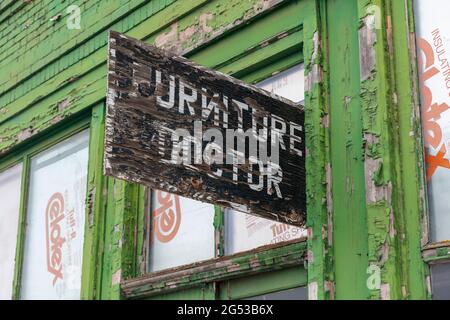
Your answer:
105;31;305;226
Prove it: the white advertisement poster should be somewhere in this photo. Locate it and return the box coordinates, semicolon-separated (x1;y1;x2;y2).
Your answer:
414;0;450;241
0;164;22;300
20;130;89;300
258;64;305;104
224;209;306;255
149;190;216;272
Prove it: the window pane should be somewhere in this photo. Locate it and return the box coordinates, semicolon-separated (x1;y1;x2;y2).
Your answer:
224;209;306;254
431;263;450;300
413;0;450;241
0;164;22;300
148;190;215;272
245;287;307;300
20;130;90;300
257;64;305;104
225;64;306;254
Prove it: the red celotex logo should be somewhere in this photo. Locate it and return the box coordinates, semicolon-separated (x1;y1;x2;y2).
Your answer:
417;32;450;180
45;192;66;286
153;191;181;243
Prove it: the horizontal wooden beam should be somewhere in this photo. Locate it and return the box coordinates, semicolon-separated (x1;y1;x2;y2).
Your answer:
121;239;306;299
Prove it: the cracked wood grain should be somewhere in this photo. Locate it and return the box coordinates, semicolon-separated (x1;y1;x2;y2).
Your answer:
105;31;306;226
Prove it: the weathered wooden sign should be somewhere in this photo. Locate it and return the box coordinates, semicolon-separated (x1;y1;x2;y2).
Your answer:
105;31;306;226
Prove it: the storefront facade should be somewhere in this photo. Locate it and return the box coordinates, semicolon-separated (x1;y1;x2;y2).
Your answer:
0;0;448;300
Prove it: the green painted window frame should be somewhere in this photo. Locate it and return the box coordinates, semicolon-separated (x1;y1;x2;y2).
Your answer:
398;0;450;292
381;0;450;299
0;0;324;301
122;239;307;299
119;0;316;300
219;266;308;300
0;107;103;300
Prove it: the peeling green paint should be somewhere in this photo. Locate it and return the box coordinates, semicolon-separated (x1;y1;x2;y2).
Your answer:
327;0;369;299
303;0;333;300
0;0;435;300
121;241;307;299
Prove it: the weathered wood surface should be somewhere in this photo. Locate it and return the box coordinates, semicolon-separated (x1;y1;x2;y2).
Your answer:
121;239;307;299
105;31;305;226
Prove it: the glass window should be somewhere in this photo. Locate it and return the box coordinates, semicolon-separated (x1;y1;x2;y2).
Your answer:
0;164;23;300
245;286;307;300
224;210;306;254
257;64;305;104
148;190;216;272
431;263;450;300
20;130;90;300
225;64;306;255
414;0;450;242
